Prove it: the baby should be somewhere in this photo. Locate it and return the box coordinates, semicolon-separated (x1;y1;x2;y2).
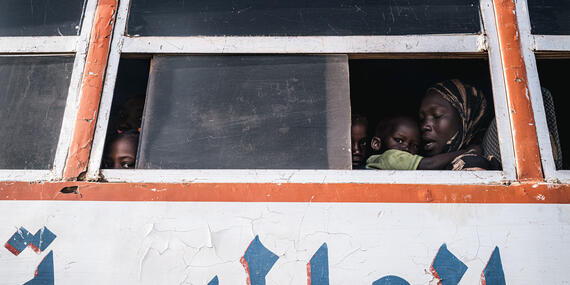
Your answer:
366;116;464;170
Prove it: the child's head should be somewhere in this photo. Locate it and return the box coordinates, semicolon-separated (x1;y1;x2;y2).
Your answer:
351;114;369;169
102;130;139;169
371;116;420;155
115;96;145;132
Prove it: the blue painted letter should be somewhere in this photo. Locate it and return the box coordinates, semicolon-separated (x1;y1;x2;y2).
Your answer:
481;247;506;285
308;243;329;285
430;244;467;285
241;235;279;285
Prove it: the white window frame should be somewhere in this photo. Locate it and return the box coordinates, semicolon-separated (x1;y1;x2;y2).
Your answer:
87;0;517;184
516;0;570;183
0;0;98;182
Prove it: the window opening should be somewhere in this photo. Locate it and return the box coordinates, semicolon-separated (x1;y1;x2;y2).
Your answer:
536;58;568;169
102;57;150;169
349;58;499;171
101;56;501;172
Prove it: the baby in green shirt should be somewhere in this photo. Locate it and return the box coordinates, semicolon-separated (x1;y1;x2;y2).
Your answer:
366;116;468;170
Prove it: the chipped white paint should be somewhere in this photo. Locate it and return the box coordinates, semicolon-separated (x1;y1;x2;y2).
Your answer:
0;37;78;53
534;35;570;51
0;202;568;284
99;169;506;184
121;35;485;54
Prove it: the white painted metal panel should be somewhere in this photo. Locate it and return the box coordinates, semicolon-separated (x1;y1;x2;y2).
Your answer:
121;35;485;54
0;202;568;284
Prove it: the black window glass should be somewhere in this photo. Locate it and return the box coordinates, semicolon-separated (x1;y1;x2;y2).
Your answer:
0;56;74;169
137;55;351;169
0;0;87;36
128;0;481;36
528;0;570;35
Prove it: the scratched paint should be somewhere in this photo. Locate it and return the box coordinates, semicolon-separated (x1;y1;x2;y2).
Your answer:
0;202;568;284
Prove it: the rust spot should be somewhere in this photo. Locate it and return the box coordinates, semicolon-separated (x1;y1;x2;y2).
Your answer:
60;186;79;194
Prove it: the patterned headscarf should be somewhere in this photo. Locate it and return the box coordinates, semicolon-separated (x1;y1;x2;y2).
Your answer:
426;79;491;153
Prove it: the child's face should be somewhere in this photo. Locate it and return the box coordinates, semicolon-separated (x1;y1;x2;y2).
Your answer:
103;137;137;169
351;123;368;168
383;120;420;155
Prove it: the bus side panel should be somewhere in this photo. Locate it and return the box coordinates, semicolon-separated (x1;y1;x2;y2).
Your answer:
0;201;568;284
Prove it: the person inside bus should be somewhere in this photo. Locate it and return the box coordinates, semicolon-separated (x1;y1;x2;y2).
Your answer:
365;116;467;170
419;79;494;170
102;129;139;169
114;96;145;134
351;114;369;169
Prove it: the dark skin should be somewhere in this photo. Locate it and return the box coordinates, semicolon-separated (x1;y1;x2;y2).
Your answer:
103;136;137;169
371;119;420;155
417;91;478;170
351;123;368;169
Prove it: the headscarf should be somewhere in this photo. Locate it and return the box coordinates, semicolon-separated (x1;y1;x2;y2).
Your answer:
426;79;491;154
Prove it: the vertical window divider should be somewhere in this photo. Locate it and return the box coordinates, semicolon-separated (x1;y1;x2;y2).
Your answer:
480;0;517;181
86;0;132;180
515;0;559;182
51;0;99;180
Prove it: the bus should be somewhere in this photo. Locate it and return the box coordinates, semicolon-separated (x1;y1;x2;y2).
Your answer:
0;0;569;284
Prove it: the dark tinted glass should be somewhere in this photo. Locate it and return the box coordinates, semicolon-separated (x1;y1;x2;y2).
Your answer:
528;0;570;35
137;55;351;169
0;0;87;36
128;0;481;36
0;56;74;169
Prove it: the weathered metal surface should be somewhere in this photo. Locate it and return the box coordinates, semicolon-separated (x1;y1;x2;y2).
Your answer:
0;202;568;284
492;0;543;181
0;182;569;203
63;0;118;180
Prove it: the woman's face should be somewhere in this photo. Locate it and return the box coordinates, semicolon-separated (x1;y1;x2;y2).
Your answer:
419;92;461;156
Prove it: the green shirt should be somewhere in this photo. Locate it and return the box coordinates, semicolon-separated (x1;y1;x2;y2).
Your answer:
366;149;423;170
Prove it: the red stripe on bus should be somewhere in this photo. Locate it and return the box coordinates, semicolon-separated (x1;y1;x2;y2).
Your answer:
0;182;568;203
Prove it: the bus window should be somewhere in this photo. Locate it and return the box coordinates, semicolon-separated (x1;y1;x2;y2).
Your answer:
133;55;350;169
536;59;568;169
0;0;87;36
0;56;74;169
527;0;570;35
127;0;480;36
101;57;150;169
350;58;499;171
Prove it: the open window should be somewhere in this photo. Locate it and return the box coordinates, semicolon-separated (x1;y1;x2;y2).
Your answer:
0;0;97;181
88;0;516;184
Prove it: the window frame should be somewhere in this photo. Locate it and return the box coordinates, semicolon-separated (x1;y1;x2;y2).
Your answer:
517;0;570;183
86;0;517;184
0;0;98;181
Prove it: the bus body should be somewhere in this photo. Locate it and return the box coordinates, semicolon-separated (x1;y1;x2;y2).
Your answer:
0;0;569;284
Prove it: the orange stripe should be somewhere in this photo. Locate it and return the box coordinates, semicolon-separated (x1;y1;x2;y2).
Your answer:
0;182;569;203
492;0;543;181
63;0;118;180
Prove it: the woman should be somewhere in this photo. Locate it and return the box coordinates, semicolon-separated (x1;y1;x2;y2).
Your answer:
419;79;494;170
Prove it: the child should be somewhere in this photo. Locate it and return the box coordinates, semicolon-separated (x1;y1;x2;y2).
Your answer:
351;114;369;169
102;130;139;169
366;116;472;170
